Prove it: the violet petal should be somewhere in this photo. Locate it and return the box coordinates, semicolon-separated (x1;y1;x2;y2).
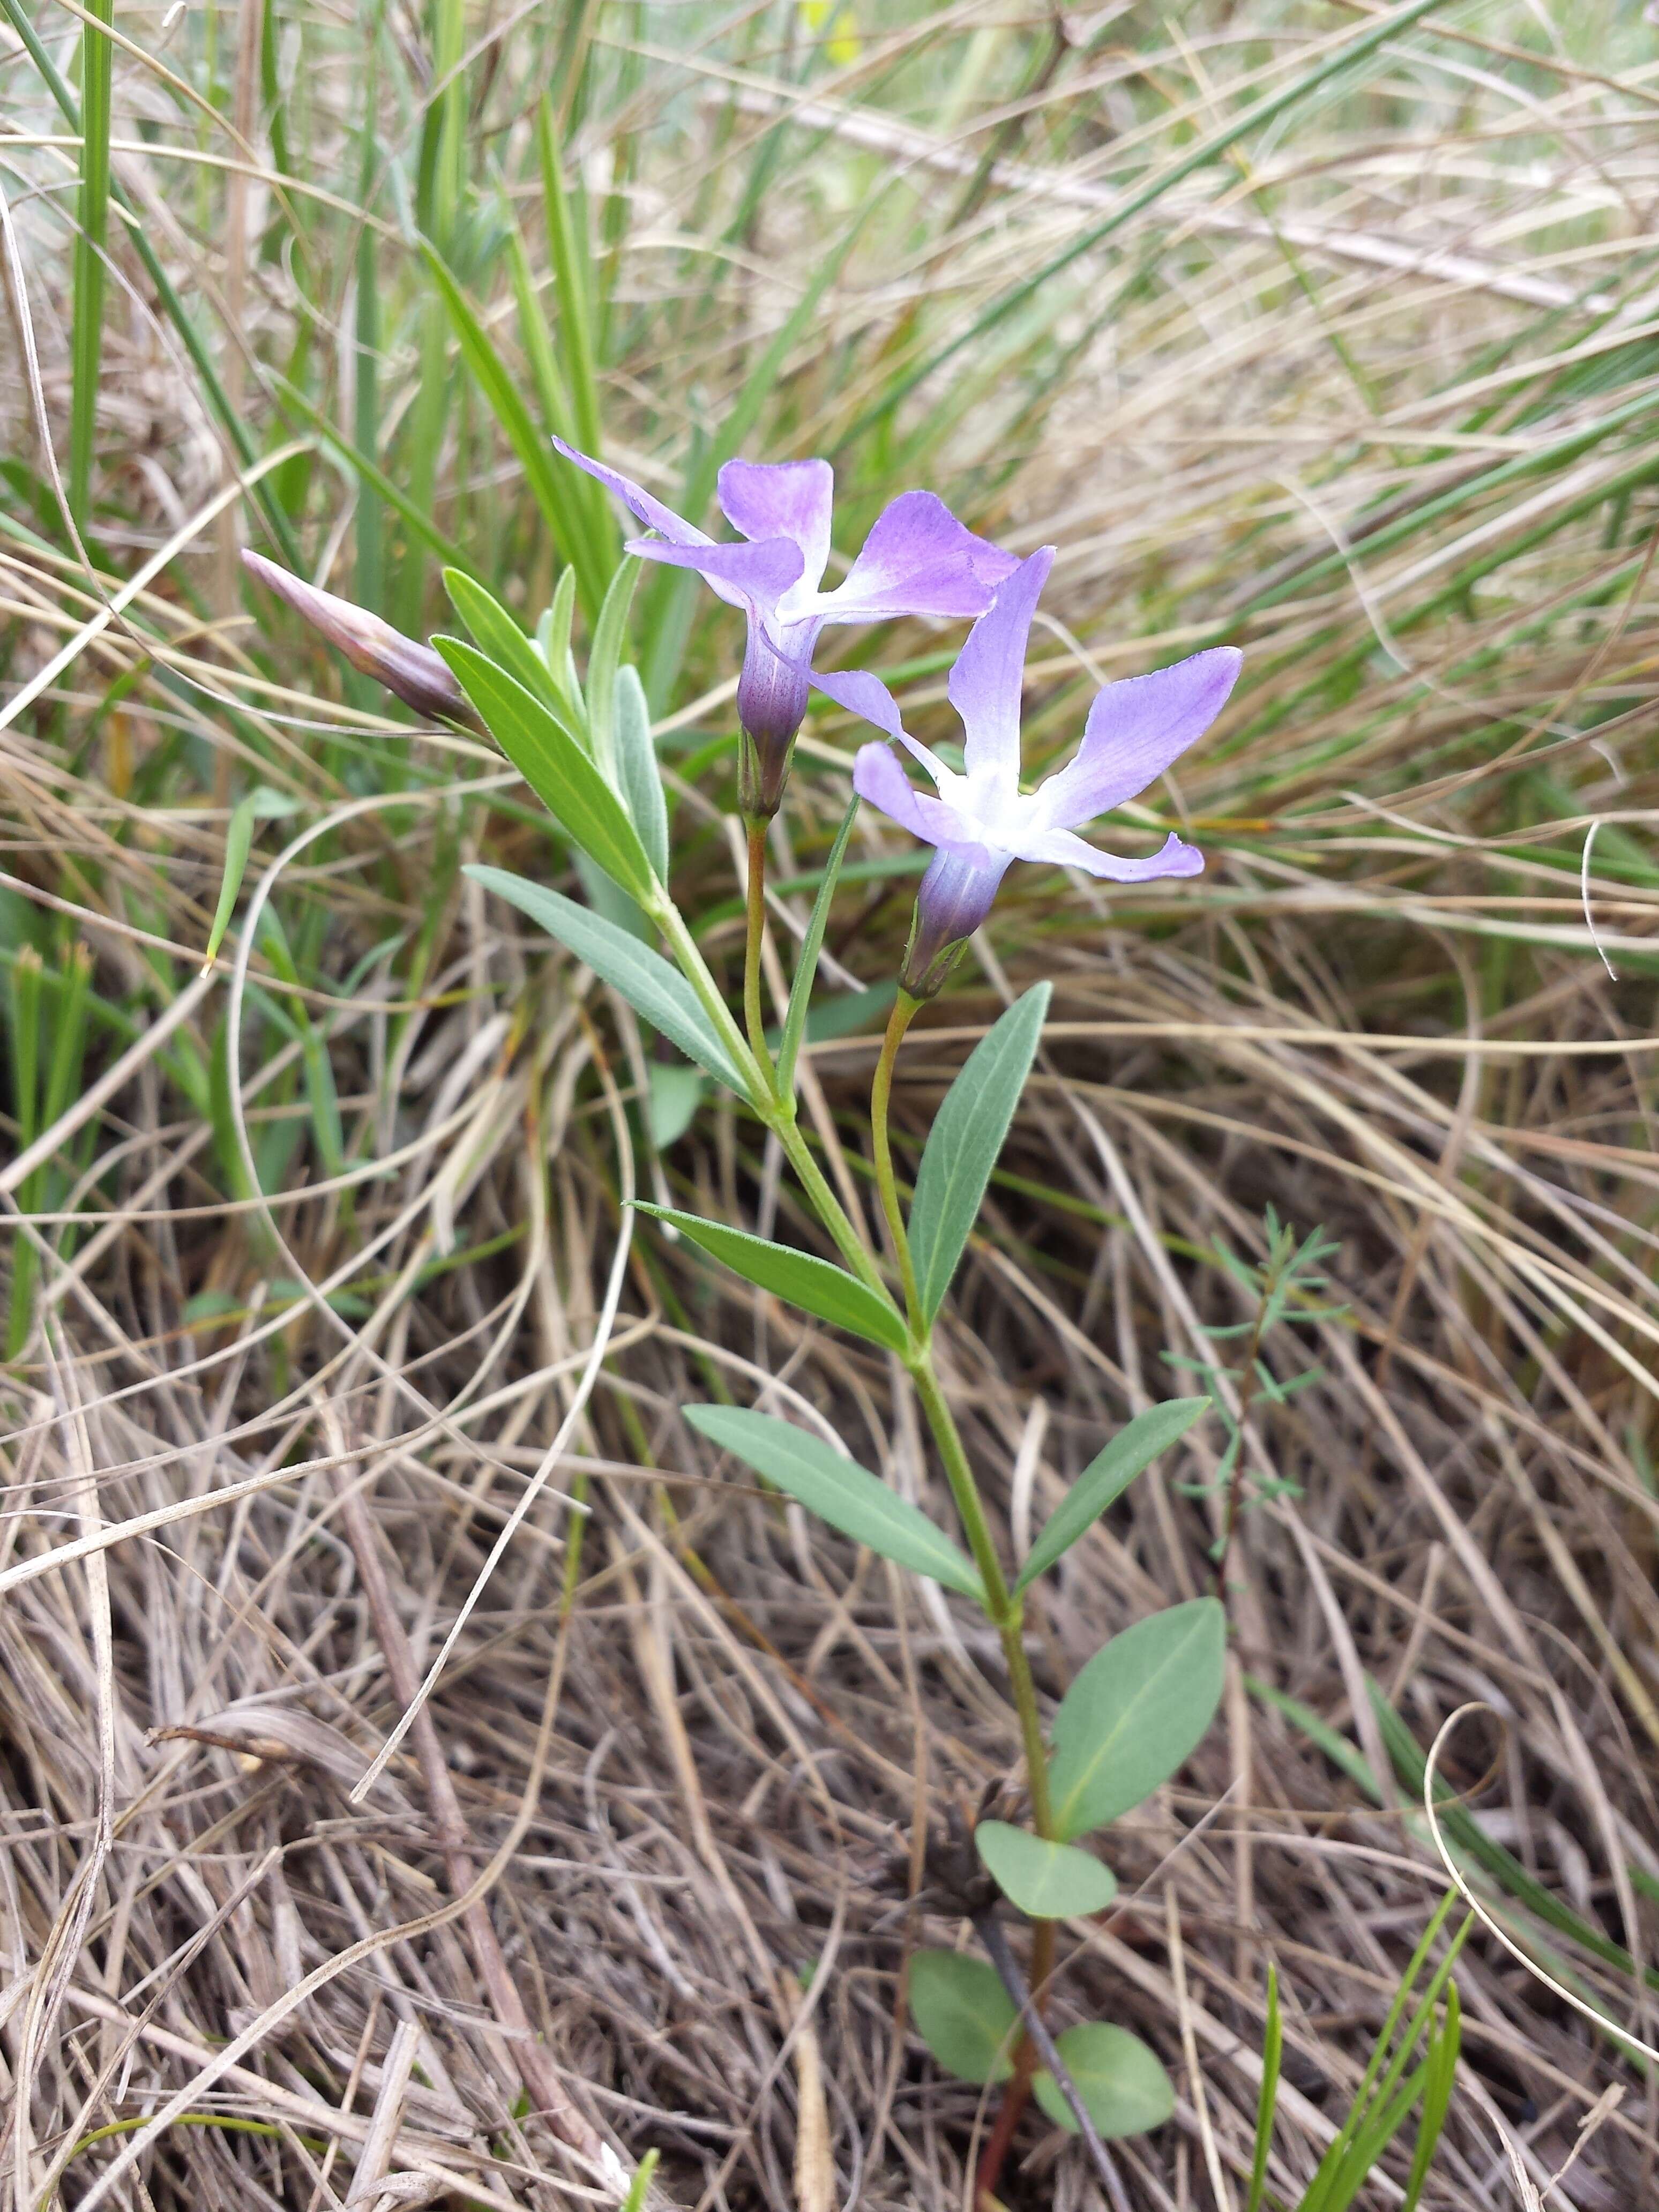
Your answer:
947;547;1055;789
1012;825;1205;881
552;437;710;548
851;743;998;868
717;458;834;588
1037;647;1242;828
816;490;1019;625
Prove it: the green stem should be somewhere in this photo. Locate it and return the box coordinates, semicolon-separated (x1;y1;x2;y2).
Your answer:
772;1112;891;1303
649;887;893;1304
871;990;923;1326
911;1356;1057;1827
743;818;774;1083
650;893;771;1107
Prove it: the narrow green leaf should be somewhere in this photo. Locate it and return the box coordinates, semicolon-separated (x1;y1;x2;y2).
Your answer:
973;1823;1117;1920
683;1406;984;1601
614;666;668;882
444;570;569;717
586;557;642;779
465;866;745;1092
908;1952;1018;2087
909;983;1050;1324
353;109;383;617
439;641;654;900
1048;1598;1227;1840
538;567;578;693
619;2148;659;2212
637;1206;908;1352
1015;1399;1210;1594
273;376;474;579
537;98;603;457
1033;2024;1175;2139
421;242;595;603
69;0;114;527
777;794;858;1098
203;789;301;968
1401;1987;1460;2212
1247;1963;1281;2212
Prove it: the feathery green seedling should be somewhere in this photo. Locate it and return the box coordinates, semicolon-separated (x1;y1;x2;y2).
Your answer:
1164;1207;1346;1592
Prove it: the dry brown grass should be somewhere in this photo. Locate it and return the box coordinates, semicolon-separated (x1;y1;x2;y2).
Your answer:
4;3;1659;2208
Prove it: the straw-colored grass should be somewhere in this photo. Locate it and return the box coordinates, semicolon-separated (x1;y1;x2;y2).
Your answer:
2;3;1657;2206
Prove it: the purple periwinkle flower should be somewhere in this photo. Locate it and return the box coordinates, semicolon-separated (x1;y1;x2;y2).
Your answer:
812;548;1241;998
553;439;1018;819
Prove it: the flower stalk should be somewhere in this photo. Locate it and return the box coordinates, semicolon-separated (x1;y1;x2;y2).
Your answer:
870;991;923;1324
743;819;773;1084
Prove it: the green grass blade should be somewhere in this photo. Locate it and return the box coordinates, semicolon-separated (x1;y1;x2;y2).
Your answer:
777;794;858;1100
536;97;603;457
271;374;474;579
69;0;115;528
841;0;1455;446
1401;1986;1461;2212
1247;1963;1280;2212
422;241;601;617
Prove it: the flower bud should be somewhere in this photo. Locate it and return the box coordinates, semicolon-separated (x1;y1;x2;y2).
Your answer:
899;848;1011;1000
735;627;811;820
241;551;476;727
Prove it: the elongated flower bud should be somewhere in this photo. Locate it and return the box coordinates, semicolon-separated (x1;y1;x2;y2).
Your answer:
736;627;811;820
241;551;476;727
899;848;1011;1000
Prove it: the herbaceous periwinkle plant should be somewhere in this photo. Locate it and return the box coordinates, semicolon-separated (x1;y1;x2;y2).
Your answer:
245;448;1243;2183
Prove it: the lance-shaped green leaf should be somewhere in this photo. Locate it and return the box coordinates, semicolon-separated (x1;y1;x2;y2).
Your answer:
637;1206;908;1352
684;1406;984;1601
909;1951;1018;2086
438;640;655;900
444;569;572;720
1048;1598;1227;1840
586;557;642;778
909;983;1050;1323
776;794;858;1097
465;866;746;1093
974;1823;1118;1919
1015;1399;1210;1594
202;788;300;968
614;666;669;883
1033;2024;1175;2139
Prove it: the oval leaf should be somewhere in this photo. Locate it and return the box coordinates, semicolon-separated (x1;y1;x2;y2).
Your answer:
637;1206;909;1352
1015;1399;1210;1594
1034;2023;1175;2139
1048;1597;1227;1840
438;637;655;899
908;983;1050;1324
647;1063;704;1148
465;865;746;1094
683;1406;984;1602
973;1823;1117;1920
909;1951;1018;2087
